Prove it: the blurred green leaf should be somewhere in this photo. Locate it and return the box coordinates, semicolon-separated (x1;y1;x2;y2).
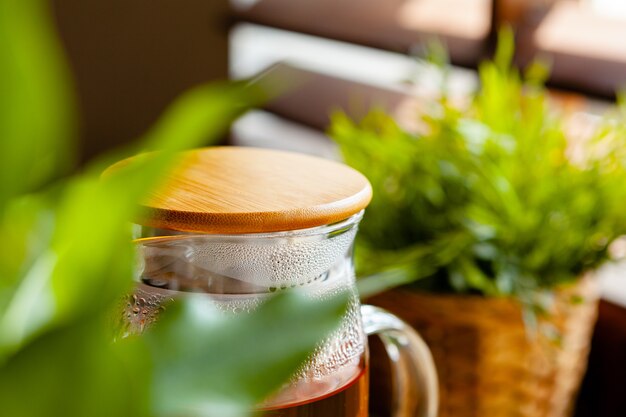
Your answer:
0;2;351;417
0;80;254;361
0;194;54;301
0;0;73;322
0;319;150;417
146;291;349;417
494;25;515;73
0;0;75;207
524;57;552;86
357;269;415;299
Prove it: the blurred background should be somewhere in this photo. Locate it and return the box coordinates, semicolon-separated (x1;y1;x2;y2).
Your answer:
49;0;626;415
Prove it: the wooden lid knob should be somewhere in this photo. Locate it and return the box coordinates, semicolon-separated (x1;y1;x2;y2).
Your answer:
117;147;372;234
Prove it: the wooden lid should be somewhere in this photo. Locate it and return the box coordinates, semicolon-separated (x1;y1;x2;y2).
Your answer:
117;147;372;234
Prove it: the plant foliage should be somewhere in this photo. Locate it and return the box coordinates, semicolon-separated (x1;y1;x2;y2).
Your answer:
0;1;348;417
332;29;626;298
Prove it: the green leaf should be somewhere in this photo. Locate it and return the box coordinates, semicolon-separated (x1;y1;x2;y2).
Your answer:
0;0;75;207
0;194;54;301
145;290;350;417
0;80;252;361
0;318;150;417
357;269;415;298
524;57;552;86
0;3;352;417
493;26;515;73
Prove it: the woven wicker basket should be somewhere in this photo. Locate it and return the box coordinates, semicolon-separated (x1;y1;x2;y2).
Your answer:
368;274;599;417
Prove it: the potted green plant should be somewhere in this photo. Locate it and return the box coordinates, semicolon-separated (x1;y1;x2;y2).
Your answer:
331;30;626;417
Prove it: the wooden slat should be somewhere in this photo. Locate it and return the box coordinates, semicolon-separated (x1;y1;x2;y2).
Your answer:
232;0;492;66
521;1;626;96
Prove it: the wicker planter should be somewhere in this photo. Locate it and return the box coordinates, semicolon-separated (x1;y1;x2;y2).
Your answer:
368;274;599;417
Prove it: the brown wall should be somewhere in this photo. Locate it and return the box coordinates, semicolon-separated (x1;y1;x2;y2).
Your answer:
51;0;229;162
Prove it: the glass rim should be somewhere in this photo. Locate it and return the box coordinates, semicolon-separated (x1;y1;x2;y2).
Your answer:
134;210;364;244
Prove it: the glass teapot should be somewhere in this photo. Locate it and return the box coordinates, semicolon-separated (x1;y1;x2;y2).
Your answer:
119;147;438;417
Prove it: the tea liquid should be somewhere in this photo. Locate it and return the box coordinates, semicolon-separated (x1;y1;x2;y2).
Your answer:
259;362;368;417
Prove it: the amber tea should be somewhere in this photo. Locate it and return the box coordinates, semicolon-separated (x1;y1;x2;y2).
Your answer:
260;363;368;417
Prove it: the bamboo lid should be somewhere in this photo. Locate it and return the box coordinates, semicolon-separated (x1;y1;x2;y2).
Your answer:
126;147;372;234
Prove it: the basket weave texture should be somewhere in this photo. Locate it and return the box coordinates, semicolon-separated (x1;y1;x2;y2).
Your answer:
369;275;599;417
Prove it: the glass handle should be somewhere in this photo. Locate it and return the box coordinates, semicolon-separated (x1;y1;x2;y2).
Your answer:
361;305;438;417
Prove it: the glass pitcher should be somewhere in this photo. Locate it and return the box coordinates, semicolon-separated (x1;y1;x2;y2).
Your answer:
117;147;438;417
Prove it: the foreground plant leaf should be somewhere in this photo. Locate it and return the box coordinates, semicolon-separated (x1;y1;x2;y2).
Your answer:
0;0;75;209
146;290;349;417
0;79;253;362
0;319;150;417
0;3;349;417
